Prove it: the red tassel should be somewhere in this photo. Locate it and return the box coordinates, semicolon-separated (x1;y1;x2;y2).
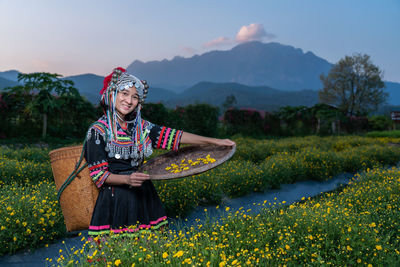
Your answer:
99;67;126;95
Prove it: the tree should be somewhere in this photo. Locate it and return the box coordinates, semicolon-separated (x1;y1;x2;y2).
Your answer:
319;54;387;116
5;72;79;138
222;94;237;112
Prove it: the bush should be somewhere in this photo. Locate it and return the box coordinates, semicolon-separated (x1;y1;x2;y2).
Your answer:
223;108;264;137
263;113;281;136
178;104;219;137
341;116;369;133
142;103;170;126
366;130;400;138
368;115;393;131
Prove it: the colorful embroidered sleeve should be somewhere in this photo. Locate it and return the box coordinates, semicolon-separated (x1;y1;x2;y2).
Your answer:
147;121;183;151
84;127;110;188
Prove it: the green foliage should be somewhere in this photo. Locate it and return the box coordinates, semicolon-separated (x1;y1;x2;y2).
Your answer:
276;106;314;136
5;73;80;138
2;72;97;139
319;53;387;116
142;103;170;126
222;94;237;112
366;130;400;138
368;115;393;131
0;157;52;185
263;112;281;136
0;146;50;163
0;181;65;256
309;103;343;135
0;92;42;138
175;104;219;136
223;108;265;137
340;116;370;133
47;95;98;139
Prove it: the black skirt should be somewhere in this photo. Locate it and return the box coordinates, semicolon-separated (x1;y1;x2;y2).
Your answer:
88;179;167;236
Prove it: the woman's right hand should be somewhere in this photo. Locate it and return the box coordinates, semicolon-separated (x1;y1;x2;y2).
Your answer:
126;172;150;187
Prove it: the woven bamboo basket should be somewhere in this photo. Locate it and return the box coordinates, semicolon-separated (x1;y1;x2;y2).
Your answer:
49;145;98;232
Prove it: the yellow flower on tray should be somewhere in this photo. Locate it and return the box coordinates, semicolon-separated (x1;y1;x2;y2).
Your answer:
164;156;217;173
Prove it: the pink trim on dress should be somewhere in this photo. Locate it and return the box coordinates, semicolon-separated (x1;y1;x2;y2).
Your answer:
150;216;167;225
162;128;171;149
89;225;110;230
89;216;167;232
90;170;101;176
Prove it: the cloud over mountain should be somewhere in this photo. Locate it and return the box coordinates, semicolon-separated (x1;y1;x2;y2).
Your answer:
203;36;232;48
236;23;275;43
203;23;275;50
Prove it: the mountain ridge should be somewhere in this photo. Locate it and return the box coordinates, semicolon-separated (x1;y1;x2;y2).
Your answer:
1;41;399;107
126;41;333;92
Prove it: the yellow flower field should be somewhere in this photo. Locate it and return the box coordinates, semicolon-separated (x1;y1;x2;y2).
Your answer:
55;167;400;266
1;135;400;256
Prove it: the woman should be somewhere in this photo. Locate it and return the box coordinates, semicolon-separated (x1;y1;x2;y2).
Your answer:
84;67;235;236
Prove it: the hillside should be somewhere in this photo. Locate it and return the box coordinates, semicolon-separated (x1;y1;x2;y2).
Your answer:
163;82;319;111
0;77;18;89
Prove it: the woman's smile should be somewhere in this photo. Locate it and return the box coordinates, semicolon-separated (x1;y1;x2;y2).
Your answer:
115;86;139;117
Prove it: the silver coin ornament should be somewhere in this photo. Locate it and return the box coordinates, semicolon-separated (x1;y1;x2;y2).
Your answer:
115;154;121;159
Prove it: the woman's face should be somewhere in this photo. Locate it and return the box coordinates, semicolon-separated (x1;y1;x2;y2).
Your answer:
115;86;139;118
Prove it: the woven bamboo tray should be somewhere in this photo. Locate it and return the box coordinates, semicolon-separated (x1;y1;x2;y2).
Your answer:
138;144;236;180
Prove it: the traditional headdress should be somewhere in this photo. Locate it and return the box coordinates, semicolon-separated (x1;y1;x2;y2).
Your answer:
98;67;152;165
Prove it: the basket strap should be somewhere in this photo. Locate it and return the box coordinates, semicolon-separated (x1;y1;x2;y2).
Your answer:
57;121;108;201
57;143;87;201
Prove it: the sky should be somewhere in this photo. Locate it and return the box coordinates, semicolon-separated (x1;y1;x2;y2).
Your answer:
0;0;399;82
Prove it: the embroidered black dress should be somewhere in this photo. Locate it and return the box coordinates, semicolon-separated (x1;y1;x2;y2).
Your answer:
84;115;182;236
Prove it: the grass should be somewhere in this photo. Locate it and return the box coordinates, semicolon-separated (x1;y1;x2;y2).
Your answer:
366;130;400;138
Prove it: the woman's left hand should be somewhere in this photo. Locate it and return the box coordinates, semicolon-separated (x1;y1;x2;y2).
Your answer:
214;139;235;146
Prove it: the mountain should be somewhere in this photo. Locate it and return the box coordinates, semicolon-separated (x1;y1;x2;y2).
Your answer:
64;73;104;104
0;77;19;89
64;73;177;105
127;41;333;92
163;82;319;111
1;41;399;106
385;82;400;105
146;87;177;103
0;70;20;82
